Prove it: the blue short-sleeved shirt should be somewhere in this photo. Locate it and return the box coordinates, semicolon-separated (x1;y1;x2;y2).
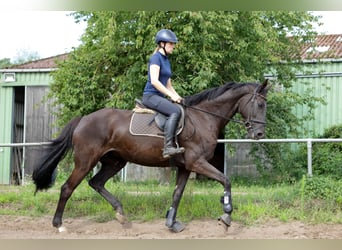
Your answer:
143;51;172;97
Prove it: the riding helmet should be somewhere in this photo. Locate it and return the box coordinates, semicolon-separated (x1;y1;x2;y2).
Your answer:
155;29;178;44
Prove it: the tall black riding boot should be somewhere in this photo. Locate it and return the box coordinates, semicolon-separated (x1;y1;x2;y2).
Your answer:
162;113;185;158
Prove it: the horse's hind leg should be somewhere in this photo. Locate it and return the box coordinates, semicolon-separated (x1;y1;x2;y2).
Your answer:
52;164;93;230
88;154;127;224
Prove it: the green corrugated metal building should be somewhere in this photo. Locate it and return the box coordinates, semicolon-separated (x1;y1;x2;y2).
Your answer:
0;85;13;184
0;54;66;184
289;34;342;136
292;59;342;136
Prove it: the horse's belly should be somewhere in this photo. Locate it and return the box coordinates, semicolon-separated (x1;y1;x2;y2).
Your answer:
118;138;169;166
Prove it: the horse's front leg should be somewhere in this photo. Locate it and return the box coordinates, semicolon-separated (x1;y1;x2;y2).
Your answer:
218;191;232;229
165;167;190;233
191;158;233;230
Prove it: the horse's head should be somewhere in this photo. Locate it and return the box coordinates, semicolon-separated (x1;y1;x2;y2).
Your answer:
238;79;270;139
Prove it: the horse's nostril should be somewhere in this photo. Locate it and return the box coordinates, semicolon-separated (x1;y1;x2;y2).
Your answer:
257;132;264;138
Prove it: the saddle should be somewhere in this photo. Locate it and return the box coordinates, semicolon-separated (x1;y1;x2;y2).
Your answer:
129;99;185;138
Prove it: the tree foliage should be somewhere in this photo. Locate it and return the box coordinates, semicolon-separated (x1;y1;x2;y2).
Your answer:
0;58;11;69
0;49;41;68
276;124;342;182
12;49;40;65
50;11;321;141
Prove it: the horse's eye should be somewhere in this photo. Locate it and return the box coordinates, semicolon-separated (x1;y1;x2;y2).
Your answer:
258;102;264;108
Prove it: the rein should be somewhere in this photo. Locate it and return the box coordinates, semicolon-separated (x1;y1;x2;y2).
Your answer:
182;103;244;125
182;88;267;129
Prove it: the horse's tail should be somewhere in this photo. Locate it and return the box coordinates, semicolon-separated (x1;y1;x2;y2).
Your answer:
32;116;82;193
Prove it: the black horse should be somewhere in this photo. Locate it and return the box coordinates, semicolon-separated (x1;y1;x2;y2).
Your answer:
33;79;270;233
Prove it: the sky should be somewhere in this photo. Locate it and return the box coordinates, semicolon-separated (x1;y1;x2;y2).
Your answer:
0;11;87;61
0;11;342;62
313;11;342;34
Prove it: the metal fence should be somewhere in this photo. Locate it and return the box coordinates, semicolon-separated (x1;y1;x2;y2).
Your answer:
218;138;342;177
0;142;50;185
2;138;342;184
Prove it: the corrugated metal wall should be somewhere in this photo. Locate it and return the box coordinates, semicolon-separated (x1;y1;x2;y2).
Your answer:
13;72;53;86
0;71;57;184
0;87;13;184
24;86;57;175
293;61;342;136
11;86;25;184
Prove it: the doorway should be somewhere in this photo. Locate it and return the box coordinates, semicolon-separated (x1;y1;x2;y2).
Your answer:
11;86;25;184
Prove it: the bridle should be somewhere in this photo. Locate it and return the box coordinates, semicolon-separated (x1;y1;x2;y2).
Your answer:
183;85;267;131
241;85;267;134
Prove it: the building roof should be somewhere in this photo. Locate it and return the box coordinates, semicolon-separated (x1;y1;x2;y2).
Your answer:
6;53;69;70
300;34;342;60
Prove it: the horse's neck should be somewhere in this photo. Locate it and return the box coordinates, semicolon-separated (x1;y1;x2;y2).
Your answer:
199;90;246;122
188;91;244;138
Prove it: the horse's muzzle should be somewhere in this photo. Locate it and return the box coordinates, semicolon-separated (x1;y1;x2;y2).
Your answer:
247;127;265;140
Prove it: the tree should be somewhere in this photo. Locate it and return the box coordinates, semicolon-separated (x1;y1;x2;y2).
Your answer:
12;48;40;65
0;58;11;68
50;11;322;140
0;49;41;68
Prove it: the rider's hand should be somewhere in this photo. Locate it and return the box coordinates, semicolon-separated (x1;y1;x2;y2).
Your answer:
176;97;184;104
170;94;183;103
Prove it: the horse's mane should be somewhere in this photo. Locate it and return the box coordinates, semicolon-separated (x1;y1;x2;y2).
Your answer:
184;82;253;106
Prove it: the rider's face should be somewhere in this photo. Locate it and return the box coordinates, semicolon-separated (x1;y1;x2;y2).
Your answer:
164;42;176;54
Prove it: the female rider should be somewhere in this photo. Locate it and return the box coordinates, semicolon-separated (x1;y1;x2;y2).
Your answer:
142;29;185;158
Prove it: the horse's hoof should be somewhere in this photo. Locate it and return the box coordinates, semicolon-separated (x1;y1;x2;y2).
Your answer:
218;213;231;231
122;221;132;229
116;212;128;224
168;221;185;233
58;226;67;233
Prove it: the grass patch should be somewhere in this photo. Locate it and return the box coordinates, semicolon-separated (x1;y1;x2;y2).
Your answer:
0;176;341;226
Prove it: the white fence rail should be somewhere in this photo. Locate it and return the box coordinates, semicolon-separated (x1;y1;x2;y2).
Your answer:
217;138;342;177
1;138;342;184
0;142;51;147
0;142;51;185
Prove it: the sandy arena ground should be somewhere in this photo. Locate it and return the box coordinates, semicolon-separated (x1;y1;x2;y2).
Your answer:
0;215;341;239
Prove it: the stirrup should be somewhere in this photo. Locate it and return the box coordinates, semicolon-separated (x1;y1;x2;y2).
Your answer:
162;147;185;158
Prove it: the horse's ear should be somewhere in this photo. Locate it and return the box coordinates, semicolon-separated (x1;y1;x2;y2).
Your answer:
259;79;271;93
